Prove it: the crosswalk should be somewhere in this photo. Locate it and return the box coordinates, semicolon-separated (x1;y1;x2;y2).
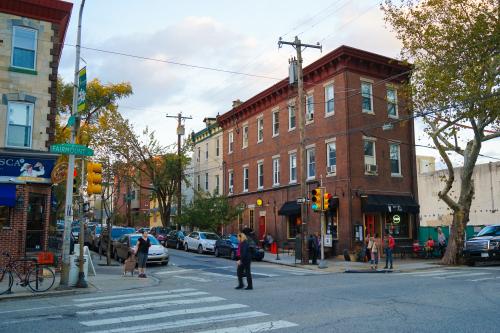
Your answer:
399;267;500;282
72;288;298;333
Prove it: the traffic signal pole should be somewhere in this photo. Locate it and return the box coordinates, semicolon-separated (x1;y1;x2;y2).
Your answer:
59;0;85;288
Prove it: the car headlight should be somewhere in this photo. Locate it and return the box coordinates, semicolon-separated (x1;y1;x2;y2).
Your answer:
489;241;500;249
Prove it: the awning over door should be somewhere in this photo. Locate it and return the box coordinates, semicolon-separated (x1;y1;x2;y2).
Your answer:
278;201;301;216
362;194;419;214
0;183;16;207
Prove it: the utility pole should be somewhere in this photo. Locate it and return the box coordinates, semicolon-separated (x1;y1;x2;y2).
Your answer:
166;112;192;228
278;36;321;265
59;0;85;288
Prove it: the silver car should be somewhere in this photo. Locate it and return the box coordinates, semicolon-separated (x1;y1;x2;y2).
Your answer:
113;233;169;265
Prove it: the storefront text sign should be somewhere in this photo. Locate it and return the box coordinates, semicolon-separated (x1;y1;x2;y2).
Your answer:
0;155;56;184
393;214;401;224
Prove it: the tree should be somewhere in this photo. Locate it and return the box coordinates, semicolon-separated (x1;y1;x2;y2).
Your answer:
382;0;500;264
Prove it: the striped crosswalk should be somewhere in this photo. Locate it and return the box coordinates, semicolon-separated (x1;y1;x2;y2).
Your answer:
73;288;298;332
399;267;500;282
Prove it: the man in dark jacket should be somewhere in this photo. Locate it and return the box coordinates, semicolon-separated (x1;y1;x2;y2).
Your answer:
235;233;253;290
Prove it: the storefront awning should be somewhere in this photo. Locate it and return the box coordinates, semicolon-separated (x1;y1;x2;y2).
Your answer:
0;183;16;207
362;194;419;214
278;201;301;216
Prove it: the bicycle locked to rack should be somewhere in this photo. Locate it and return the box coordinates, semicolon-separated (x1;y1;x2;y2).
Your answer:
0;252;56;295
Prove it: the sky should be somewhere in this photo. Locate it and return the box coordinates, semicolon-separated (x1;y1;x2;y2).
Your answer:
58;0;499;169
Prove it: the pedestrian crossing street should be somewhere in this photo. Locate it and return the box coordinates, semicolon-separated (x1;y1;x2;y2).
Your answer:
72;288;298;333
399;266;500;282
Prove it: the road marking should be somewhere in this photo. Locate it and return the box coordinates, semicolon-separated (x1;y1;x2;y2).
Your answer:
75;291;208;307
73;288;196;302
0;305;74;315
214;266;233;269
172;275;211;282
250;272;279;277
76;296;225;315
412;271;465;277
155;269;196;275
434;272;491;279
1;315;64;325
192;320;299;333
467;277;497;282
400;270;449;276
202;272;233;279
87;311;268;333
80;304;248;327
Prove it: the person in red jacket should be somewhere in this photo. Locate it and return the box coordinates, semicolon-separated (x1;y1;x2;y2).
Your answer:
384;232;395;270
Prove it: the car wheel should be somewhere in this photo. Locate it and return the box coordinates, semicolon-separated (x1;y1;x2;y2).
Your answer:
466;259;476;267
230;250;236;260
184;243;189;252
215;248;220;257
198;245;203;254
161;261;168;266
176;242;180;250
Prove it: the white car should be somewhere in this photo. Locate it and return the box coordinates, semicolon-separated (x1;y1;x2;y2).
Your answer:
184;232;220;254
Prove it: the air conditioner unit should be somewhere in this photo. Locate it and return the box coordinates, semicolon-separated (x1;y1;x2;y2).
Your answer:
306;112;314;121
228;186;234;194
365;164;377;174
327;165;336;174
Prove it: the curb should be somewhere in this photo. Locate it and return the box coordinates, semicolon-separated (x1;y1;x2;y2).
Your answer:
0;285;96;302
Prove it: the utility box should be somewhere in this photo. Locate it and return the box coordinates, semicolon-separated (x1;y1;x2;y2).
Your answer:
69;254;88;286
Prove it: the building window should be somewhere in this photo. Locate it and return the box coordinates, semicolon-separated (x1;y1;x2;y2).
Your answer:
327;142;336;174
0;206;11;228
272;110;279;137
205;143;209;160
387;87;398;118
307;148;316;179
215;175;220;194
228;131;234;153
11;26;37;70
289;153;297;183
216;138;220;157
6;102;33;148
288;104;296;130
205;173;209;191
197;175;201;191
257;117;264;143
242;125;249;148
288;216;298;239
306;94;314;122
228;170;234;194
325;84;334;115
257;162;264;189
390;143;401;176
243;167;249;192
197;147;201;161
361;81;373;113
249;209;255;230
364;139;377;174
273;158;280;186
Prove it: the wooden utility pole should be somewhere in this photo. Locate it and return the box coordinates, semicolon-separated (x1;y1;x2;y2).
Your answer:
278;36;321;265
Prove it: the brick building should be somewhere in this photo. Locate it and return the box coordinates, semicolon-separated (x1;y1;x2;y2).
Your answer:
113;172;151;228
0;0;72;262
218;45;419;256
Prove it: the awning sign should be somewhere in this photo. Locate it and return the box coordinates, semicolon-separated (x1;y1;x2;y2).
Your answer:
388;204;403;212
0;155;56;184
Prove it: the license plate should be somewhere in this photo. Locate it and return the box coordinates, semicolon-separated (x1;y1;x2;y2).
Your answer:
481;253;489;258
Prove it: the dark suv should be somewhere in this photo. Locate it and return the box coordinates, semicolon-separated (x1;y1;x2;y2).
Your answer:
463;224;500;265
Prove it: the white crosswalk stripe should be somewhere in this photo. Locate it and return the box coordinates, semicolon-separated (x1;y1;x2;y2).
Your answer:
399;268;500;281
75;291;208;307
72;288;195;302
192;320;299;333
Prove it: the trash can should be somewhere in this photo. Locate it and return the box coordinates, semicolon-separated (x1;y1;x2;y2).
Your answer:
69;254;88;287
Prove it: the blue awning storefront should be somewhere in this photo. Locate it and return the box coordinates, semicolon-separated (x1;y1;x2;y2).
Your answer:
0;183;16;207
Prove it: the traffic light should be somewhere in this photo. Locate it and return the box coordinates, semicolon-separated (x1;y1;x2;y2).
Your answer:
311;188;322;211
324;192;332;210
87;162;103;195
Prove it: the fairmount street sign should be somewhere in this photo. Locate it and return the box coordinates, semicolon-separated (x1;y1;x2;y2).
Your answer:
50;143;94;156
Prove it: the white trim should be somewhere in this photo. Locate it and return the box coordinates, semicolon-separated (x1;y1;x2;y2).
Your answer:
271;106;279;112
256;113;264;119
362;135;376;141
322;79;335;87
272;154;280;159
324;137;336;144
272;109;280;137
288;149;297;154
256;159;264;163
257;117;264;143
305;143;316;149
242;163;249;167
360;77;374;83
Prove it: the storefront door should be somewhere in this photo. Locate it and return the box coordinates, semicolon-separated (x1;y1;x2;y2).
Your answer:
258;216;266;240
26;193;46;252
365;214;381;237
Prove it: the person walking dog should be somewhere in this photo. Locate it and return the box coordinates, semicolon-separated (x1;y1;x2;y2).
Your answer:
384;232;395;270
235;233;253;290
134;230;151;278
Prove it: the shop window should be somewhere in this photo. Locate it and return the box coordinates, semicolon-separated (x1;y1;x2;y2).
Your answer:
0;206;10;228
385;213;409;238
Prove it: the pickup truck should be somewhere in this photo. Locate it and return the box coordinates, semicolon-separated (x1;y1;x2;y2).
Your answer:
463;224;500;266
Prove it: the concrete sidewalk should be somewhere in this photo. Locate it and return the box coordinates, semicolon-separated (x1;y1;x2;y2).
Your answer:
261;251;442;273
0;252;159;301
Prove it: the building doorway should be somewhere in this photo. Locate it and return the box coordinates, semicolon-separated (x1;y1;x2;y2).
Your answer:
26;193;46;252
258;216;266;240
365;214;381;237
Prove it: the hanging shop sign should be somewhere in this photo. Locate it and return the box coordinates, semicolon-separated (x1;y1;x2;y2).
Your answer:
0;155;56;184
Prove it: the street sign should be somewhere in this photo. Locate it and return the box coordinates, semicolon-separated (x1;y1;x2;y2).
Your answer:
67;115;76;126
297;197;306;204
50;143;94;156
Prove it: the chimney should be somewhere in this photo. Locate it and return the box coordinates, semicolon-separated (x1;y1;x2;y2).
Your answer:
203;117;217;127
232;99;243;108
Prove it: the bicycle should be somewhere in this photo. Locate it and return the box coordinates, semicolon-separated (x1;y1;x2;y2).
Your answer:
0;252;55;295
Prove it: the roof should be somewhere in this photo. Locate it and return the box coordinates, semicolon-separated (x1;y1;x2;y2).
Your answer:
0;0;73;60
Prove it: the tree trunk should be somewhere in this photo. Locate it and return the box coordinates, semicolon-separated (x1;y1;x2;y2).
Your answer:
442;210;467;265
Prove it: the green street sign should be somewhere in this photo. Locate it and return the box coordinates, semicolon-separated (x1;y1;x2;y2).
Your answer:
50;143;94;156
67;115;76;126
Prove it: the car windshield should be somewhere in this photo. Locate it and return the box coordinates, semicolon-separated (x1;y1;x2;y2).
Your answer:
130;235;160;247
476;226;500;237
202;233;220;240
111;228;135;239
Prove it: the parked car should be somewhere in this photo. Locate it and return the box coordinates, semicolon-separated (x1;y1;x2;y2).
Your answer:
463;224;500;266
184;231;220;254
90;225;103;251
215;234;265;261
113;233;169;265
150;227;170;246
166;230;185;249
137;227;151;233
99;226;135;255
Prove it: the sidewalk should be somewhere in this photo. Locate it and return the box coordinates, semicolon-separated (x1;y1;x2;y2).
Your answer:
261;251;442;273
0;252;159;301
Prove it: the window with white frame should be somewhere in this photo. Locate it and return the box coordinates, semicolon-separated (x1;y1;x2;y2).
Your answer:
273;158;280;186
6;102;33;148
257;162;264;189
288;104;296;130
306;94;314;121
215;175;220;194
361;81;373;113
387;87;398;118
11;26;37;70
197;147;201;161
242;125;249;148
307;148;316;179
197;175;201;191
289;153;297;183
325;84;334;115
272;110;279;137
205;143;209;160
364;139;376;172
205;173;209;191
327;141;336;174
216;138;220;157
243;167;249;192
228;170;234;194
257;117;264;143
389;143;401;175
228;131;234;153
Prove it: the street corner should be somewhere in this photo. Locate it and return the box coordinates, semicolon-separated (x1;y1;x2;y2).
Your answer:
0;284;96;302
344;268;395;273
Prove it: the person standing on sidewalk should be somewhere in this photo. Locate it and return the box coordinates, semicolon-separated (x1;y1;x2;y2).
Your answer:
437;227;447;258
235;233;253;290
384;232;395;270
134;230;151;278
370;233;380;270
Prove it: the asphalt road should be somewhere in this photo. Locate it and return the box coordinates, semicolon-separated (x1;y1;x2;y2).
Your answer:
0;249;499;333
